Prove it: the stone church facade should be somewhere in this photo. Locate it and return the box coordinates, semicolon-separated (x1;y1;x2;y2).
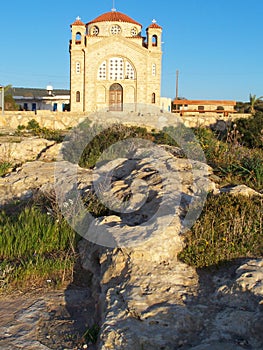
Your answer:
69;9;162;113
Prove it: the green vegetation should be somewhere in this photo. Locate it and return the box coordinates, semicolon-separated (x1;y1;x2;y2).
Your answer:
16;119;66;142
0;202;78;291
3;85;19;111
249;94;263;115
78;123;153;168
178;194;263;268
194;115;263;191
180;112;263;267
0;161;12;176
82;324;100;344
63;122;181;169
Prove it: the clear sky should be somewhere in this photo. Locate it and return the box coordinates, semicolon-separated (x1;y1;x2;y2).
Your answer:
0;0;262;101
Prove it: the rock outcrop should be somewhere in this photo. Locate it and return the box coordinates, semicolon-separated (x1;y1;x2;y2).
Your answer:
0;138;58;165
1;136;263;350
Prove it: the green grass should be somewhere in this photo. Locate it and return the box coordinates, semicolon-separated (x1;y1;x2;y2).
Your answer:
178;194;263;268
0;204;78;291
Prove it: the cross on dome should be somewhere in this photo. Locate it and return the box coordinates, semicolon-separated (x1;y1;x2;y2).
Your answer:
111;0;116;11
152;19;157;23
76;16;81;21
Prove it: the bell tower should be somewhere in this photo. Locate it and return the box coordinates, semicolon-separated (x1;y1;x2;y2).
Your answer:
70;17;86;112
146;19;162;51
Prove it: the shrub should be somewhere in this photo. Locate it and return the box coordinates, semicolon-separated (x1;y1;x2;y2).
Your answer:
194;126;263;191
235;111;263;149
16;119;65;142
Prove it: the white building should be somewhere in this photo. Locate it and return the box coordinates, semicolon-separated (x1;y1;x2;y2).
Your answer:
11;86;70;112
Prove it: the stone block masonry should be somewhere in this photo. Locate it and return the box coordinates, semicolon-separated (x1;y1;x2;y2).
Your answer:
0;110;251;131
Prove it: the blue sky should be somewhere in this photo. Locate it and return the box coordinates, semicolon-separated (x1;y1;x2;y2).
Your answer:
0;0;262;101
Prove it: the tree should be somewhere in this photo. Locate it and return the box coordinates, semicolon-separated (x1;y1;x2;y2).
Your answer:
4;84;19;111
249;94;263;114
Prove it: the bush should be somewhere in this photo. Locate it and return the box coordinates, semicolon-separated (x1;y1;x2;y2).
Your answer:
16;119;65;142
235;111;263;149
194;126;263;191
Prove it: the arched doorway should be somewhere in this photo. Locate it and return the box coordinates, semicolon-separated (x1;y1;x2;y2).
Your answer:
109;83;123;111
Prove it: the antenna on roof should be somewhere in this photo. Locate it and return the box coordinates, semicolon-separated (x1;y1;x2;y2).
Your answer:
112;0;116;11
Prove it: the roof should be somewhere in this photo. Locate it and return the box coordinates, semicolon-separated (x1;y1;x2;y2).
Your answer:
173;99;236;106
10;87;70;98
88;10;142;27
71;17;85;27
148;23;162;29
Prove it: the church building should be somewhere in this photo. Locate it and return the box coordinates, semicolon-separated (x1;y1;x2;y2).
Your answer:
69;8;163;113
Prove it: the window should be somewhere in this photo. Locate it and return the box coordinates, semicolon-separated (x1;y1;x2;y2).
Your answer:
152;64;156;76
76;62;81;74
125;61;135;79
152;93;156;104
97;57;135;81
75;32;82;44
76;91;80;103
198;106;205;113
131;27;138;36
110;25;121;35
98;61;107;80
90;26;99;36
152;35;158;47
109;57;124;80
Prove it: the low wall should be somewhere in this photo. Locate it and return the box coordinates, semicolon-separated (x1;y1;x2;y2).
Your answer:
0;110;251;131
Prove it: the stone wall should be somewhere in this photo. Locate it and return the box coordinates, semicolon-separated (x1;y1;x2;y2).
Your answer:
0;110;251;131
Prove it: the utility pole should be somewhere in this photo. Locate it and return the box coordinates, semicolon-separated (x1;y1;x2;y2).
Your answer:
174;70;179;112
175;70;179;100
0;85;4;115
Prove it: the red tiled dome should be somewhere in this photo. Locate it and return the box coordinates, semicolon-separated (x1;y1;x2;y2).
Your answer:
88;11;142;27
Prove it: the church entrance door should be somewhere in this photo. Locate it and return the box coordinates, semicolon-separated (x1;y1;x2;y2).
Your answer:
109;83;123;111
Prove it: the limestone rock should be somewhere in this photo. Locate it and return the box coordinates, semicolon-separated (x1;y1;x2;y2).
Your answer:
0;138;56;164
0;160;93;206
219;184;263;197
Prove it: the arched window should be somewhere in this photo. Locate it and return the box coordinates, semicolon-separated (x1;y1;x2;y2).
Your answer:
76;62;81;74
152;93;156;104
152;35;158;47
75;32;82;44
76;91;80;103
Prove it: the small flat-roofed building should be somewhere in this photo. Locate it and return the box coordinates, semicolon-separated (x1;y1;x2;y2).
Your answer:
10;87;70;112
172;99;236;116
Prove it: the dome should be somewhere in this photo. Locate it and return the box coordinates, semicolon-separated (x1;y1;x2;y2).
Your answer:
88;10;142;27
